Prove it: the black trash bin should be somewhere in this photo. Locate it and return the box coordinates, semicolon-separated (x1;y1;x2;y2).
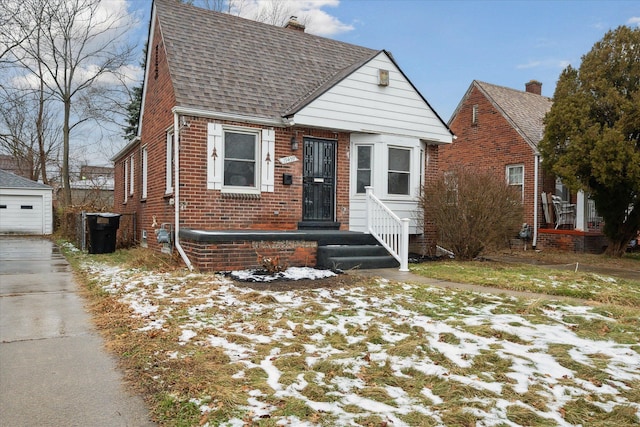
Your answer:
86;213;121;254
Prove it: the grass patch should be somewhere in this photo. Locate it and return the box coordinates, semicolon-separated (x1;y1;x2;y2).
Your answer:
58;241;640;426
506;405;556;426
411;260;640;307
153;393;202;427
400;411;440;426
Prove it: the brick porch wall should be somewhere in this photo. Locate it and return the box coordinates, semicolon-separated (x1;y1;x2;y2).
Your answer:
537;229;608;254
179;238;317;272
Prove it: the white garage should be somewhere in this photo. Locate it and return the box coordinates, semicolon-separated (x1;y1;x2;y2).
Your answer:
0;169;53;235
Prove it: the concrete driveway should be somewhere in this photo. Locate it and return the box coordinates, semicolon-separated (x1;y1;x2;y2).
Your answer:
0;236;155;426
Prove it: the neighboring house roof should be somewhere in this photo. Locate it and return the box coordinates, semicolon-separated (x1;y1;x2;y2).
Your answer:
452;80;553;151
154;0;380;123
0;169;51;190
80;165;113;179
70;177;115;191
0;155;31;178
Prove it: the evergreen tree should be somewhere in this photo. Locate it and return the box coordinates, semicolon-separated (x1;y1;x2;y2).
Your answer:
123;84;142;141
539;26;640;256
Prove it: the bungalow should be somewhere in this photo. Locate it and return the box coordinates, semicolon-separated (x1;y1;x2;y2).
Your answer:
440;80;606;253
112;0;453;271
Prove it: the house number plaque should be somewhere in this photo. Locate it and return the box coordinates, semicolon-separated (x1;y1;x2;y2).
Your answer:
279;155;299;164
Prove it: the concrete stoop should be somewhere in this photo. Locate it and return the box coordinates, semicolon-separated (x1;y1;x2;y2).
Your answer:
317;244;399;270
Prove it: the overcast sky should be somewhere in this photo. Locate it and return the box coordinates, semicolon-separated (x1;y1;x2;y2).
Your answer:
126;0;639;122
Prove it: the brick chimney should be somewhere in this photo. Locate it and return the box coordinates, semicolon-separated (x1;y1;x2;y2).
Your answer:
285;16;305;32
525;80;542;95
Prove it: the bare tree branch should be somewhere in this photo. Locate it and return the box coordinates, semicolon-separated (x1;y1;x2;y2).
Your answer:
3;0;138;204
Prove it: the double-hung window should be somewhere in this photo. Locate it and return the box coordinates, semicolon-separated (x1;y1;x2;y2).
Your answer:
356;145;372;194
166;130;174;194
223;130;258;190
507;164;524;199
129;154;135;196
388;147;411;195
207;123;273;193
123;158;128;203
141;146;148;199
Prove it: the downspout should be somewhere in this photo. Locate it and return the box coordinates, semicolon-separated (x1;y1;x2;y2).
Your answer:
532;154;540;249
173;112;194;271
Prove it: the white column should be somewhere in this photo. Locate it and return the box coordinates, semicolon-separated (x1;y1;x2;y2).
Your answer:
575;190;587;231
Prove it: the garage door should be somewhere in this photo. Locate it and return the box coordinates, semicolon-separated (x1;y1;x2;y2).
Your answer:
0;195;44;234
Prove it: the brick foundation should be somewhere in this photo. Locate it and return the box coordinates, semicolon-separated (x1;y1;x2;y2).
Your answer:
179;232;317;272
537;229;608;254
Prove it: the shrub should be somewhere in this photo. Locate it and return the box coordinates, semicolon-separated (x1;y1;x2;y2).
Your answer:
421;167;523;260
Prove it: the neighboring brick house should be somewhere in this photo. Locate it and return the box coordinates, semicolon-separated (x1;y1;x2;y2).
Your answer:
440;80;606;252
112;0;453;271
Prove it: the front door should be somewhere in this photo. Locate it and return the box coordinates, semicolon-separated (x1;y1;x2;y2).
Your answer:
302;137;336;223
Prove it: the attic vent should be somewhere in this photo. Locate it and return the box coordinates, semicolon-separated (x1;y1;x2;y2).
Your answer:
378;69;389;87
154;44;159;80
472;104;478;125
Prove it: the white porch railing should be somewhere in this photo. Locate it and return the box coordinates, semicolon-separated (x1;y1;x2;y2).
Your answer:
576;190;604;232
365;187;409;271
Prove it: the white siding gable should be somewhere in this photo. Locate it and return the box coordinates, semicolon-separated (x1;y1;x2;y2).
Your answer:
291;52;452;144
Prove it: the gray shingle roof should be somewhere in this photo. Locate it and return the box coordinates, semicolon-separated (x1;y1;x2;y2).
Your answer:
154;0;379;122
475;80;552;149
0;169;51;190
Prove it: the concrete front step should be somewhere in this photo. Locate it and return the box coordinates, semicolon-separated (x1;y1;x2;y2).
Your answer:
317;244;399;270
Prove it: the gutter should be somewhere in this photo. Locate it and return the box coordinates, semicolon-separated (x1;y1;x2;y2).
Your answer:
533;153;540;248
172;106;285;127
173;112;194;271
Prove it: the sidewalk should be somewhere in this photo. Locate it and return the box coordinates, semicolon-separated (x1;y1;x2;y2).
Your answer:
356;253;638;304
0;237;155;427
355;268;590;303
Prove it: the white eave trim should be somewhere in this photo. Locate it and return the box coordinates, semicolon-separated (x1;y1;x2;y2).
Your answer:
172;106;287;127
111;136;141;162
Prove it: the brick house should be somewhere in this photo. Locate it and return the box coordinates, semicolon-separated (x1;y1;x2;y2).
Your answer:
112;0;453;271
440;80;606;253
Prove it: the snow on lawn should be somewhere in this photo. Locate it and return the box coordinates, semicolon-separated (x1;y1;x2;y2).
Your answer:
82;261;640;426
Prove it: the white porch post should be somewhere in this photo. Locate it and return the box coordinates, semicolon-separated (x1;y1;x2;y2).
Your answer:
365;186;372;233
399;218;409;272
575;190;587;231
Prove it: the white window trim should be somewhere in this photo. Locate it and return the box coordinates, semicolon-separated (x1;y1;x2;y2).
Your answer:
506;164;524;200
207;123;274;194
123;158;128;203
129;154;135;196
141;145;148;199
353;144;373;196
387;145;412;198
221;127;260;195
166;129;174;195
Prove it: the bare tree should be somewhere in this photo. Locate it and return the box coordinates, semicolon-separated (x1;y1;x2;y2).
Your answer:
251;0;296;26
0;86;61;182
0;1;36;67
3;0;137;205
188;0;302;26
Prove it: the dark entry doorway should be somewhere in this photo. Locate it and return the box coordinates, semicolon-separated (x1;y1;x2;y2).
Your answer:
300;137;338;228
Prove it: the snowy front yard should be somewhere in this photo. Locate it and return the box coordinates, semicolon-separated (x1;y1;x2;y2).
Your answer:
79;256;640;426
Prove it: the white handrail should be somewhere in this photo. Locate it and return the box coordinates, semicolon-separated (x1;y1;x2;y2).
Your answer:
365;187;409;271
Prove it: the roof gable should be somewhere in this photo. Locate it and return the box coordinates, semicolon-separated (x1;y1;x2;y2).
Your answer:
476;81;552;150
0;169;52;190
153;0;378;123
450;80;552;151
289;51;452;142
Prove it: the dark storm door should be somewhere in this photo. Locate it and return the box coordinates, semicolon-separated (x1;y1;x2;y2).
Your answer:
302;137;336;222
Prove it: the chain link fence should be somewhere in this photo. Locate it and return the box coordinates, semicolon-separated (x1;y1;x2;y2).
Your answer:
57;209;136;252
